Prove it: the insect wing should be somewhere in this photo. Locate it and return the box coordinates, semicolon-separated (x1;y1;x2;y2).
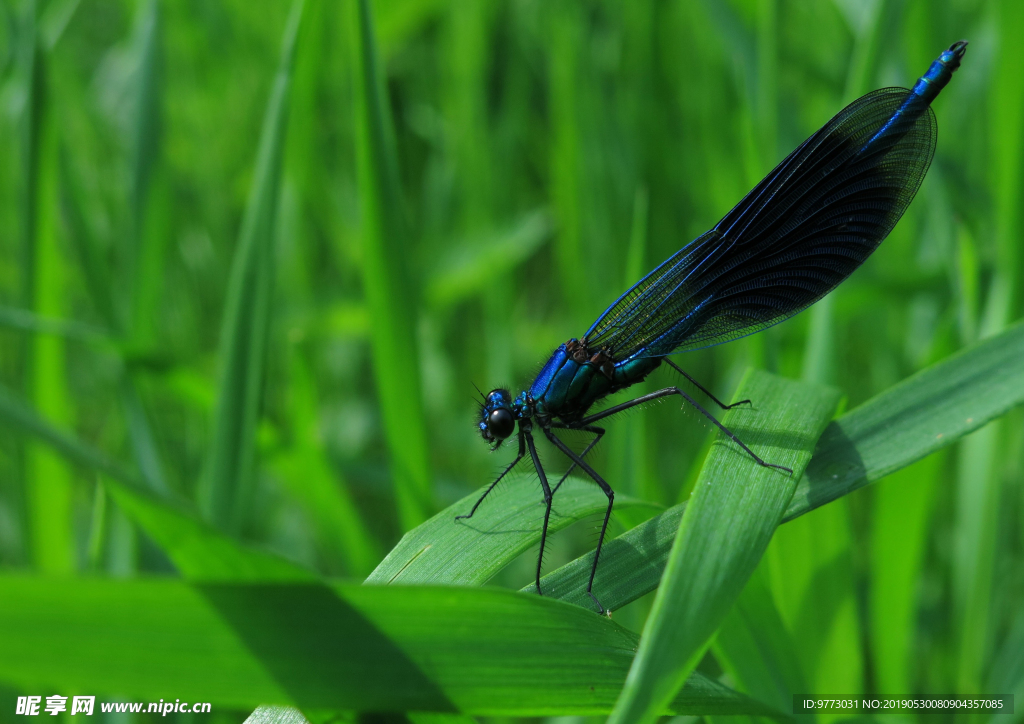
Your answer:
584;87;937;360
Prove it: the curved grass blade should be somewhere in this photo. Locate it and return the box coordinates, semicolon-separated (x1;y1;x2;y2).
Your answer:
607;370;839;724
0;577;783;718
786;318;1024;518
0;384;312;581
367;478;659;585
537;320;1024;612
200;0;304;530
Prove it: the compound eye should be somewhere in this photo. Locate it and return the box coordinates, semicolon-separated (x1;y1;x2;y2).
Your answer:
488;408;515;439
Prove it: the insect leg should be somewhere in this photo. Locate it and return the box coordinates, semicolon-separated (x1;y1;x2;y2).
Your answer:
542;427;614;614
547;424;606;495
663;358;751;410
579;387;792;474
525;429;554;596
455;431;526;521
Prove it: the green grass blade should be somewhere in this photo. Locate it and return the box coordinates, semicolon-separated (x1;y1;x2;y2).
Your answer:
870;452;943;694
58;149;121;331
0;383;311;581
548;2;585;318
243;707;310;724
712;563;809;716
270;346;380;577
787;319;1024;519
538;321;1024;612
200;0;304;531
0;577;781;718
366;479;659;585
607;370;840;724
0;305;111;344
107;486;315;582
351;0;432;530
0;383;139;486
766;490;862;699
24;36;75;574
127;0;160;267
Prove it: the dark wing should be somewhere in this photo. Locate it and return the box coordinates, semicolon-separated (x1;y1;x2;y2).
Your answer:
583;88;937;360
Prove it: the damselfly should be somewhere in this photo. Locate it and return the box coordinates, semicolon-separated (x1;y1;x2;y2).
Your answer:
460;41;968;614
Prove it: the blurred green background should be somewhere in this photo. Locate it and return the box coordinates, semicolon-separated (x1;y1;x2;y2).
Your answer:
0;0;1022;718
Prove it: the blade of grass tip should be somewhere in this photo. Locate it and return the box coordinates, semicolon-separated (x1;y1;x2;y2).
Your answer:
22;26;75;575
351;0;433;530
539;322;1024;614
0;577;783;718
0;383;313;580
200;0;304;531
608;370;840;724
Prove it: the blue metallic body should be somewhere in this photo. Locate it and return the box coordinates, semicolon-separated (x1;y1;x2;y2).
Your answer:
478;42;967;438
468;42;967;613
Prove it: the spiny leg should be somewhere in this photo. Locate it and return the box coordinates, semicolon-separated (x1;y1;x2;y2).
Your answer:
542;426;614;614
455;432;526;521
579;386;793;475
548;424;606;495
663;358;751;410
524;430;554;596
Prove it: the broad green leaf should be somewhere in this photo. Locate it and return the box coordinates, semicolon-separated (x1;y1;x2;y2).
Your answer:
0;577;782;718
538;321;1024;611
351;0;433;530
608;370;840;724
367;478;659;585
200;0;304;531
